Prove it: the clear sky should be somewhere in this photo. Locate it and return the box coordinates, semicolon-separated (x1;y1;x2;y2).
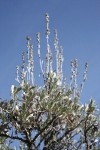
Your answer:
0;0;100;108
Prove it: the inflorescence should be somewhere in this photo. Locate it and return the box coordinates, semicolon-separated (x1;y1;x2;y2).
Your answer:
12;13;88;100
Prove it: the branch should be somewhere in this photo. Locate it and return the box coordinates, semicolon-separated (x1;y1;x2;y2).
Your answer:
0;133;27;143
44;130;54;149
35;128;52;149
57;118;86;142
32;115;57;143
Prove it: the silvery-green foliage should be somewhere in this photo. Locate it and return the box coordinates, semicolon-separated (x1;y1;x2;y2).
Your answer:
0;13;100;150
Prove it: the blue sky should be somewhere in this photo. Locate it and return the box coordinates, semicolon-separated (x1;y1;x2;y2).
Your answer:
0;0;100;108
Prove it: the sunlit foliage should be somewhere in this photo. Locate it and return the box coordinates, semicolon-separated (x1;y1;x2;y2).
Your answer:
0;13;100;150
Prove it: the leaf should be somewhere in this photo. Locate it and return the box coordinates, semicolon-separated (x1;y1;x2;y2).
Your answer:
14;87;22;96
61;107;67;113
